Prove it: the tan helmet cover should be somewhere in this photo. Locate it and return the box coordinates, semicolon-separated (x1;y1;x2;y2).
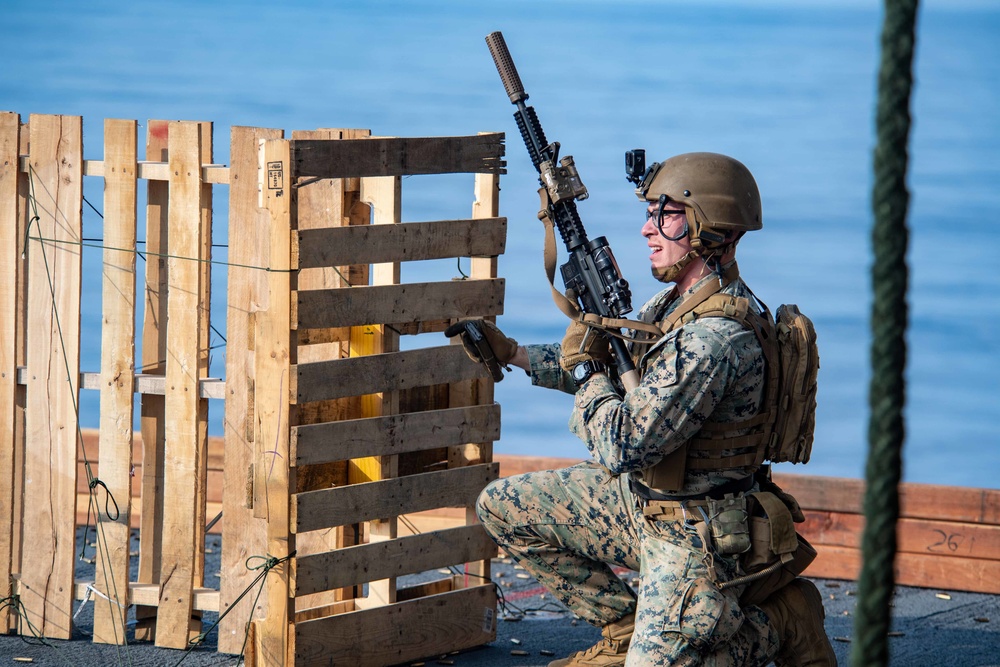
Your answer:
636;152;762;249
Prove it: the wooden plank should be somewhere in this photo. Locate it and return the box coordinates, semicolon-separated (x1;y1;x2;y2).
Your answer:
395;574;461;602
21;113;83;639
136;118;169;641
291;128;349;297
350;174;403;609
799;510;1000;562
295;278;505;330
293;462;498;534
9;121;29;635
194;121;214;602
251;137;296;667
75;370;225;398
297;132;375;607
448;166;503;584
294;583;496;666
21;155;230;183
74;581;220;612
772;472;1000;525
393;319;450;335
218;125;283;655
130;584;219;612
291;404;501;466
289;128;358;613
0;111;20;633
447;168;501;469
294;344;488;404
136;160;229;184
291;128;350;366
91;118;137;645
291;133;505;179
295;525;496;596
808;544;1000;595
294;599;355;625
155;121;204;649
295;217;507;268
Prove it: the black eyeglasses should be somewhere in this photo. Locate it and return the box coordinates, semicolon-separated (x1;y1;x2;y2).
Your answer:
645;208;686;220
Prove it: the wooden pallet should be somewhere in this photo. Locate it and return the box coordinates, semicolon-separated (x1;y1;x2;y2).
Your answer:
1;113;508;665
239;130;506;666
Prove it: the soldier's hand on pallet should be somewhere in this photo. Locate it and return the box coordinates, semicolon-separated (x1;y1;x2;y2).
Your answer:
445;319;519;382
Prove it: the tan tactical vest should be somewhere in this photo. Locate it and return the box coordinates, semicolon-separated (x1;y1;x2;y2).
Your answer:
634;267;780;494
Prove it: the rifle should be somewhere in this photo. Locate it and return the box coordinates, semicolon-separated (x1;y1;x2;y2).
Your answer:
485;31;640;391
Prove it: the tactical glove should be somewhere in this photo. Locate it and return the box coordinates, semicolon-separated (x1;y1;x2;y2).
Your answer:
444;319;518;382
559;320;612;372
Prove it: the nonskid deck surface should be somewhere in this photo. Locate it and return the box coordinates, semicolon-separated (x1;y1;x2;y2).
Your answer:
0;531;996;667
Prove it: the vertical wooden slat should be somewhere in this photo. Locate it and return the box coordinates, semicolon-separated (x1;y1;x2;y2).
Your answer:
456;169;501;585
338;129;373;602
156;121;204;649
0;112;20;634
136;118;169;641
289;128;352;610
9;121;29;635
351;175;402;610
252;137;295;667
449;169;501;468
92;118;138;644
21;113;83;639
191;121;213;641
219;125;282;656
292;128;348;301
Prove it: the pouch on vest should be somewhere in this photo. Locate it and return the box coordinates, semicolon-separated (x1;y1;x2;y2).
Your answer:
703;494;752;556
739;527;816;607
736;490;816;607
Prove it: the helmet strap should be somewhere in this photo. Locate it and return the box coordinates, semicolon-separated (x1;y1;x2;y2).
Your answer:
651;250;699;284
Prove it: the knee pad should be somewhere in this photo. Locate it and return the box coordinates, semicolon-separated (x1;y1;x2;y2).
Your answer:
663;576;744;653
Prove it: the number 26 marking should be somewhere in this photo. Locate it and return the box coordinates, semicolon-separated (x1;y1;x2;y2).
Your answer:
928;529;973;553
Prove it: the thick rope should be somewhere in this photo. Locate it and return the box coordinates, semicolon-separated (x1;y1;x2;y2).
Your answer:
852;0;919;665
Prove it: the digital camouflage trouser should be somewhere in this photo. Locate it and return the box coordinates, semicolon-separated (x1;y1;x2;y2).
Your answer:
476;461;780;666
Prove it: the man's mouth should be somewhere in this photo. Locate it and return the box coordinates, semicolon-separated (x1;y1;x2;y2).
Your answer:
648;244;662;258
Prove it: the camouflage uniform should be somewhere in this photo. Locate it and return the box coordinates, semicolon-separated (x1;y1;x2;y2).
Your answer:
477;272;781;666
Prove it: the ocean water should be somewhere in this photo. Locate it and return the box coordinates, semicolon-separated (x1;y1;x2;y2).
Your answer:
2;0;997;487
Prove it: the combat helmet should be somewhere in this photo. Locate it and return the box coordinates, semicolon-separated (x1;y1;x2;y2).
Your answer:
628;151;762;252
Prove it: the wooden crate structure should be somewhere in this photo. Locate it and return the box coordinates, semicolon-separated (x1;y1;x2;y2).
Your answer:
0;113;225;648
0;112;506;664
241;131;506;666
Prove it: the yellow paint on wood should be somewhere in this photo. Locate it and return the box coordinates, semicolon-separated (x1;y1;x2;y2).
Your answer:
347;324;384;484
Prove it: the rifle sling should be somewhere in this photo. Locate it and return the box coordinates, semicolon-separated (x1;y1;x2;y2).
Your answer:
537;188;663;339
